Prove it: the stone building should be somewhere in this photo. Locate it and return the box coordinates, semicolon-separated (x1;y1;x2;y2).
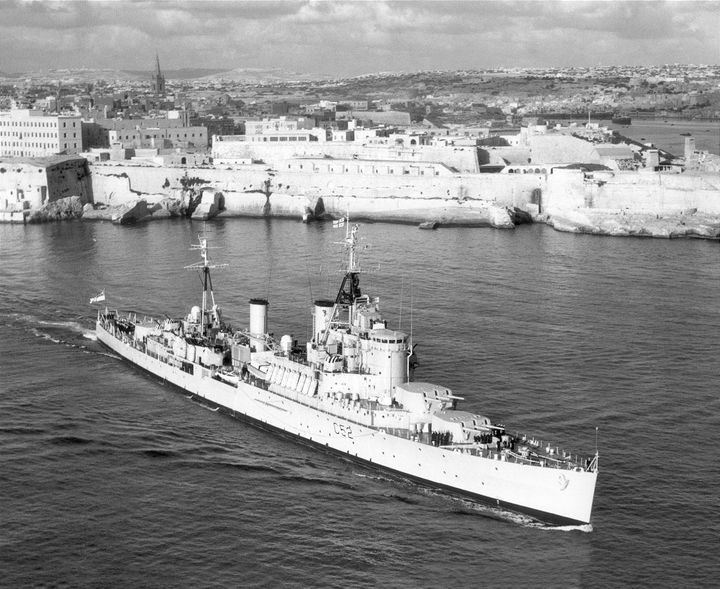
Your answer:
83;117;208;149
0;155;92;214
0;109;84;157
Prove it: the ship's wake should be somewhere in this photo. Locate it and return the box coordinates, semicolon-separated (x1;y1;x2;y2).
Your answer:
12;313;116;358
6;312;96;344
37;318;97;342
31;326;93;351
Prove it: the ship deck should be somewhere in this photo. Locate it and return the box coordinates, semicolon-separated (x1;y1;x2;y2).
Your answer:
99;314;595;475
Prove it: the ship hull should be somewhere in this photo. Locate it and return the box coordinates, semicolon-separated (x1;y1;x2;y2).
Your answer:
97;321;597;526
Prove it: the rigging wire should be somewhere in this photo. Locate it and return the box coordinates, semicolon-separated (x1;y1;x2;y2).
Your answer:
410;279;414;346
306;264;314;303
265;260;273;303
306;264;314;342
399;276;404;331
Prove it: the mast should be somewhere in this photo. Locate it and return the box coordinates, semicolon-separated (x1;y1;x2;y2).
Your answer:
320;217;363;345
335;219;363;304
186;236;226;334
345;220;360;274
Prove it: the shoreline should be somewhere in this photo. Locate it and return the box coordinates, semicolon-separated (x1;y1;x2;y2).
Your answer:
6;198;720;241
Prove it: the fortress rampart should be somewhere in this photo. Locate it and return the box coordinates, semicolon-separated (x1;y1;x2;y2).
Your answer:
212;140;481;173
542;169;720;215
1;156;92;213
90;162;541;226
89;161;720;224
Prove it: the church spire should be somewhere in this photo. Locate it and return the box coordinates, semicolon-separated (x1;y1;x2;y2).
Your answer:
152;52;165;96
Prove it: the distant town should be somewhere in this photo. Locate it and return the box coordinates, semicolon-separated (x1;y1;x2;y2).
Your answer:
1;60;719;158
1;61;719;237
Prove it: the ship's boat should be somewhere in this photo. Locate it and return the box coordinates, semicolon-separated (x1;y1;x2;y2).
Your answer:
96;220;599;526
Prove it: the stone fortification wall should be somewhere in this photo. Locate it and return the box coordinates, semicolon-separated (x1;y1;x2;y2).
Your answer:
46;158;93;204
1;160;48;209
544;169;720;215
276;168;542;225
212;141;479;173
89;162;542;222
89;162;720;229
0;156;91;210
90;163;272;206
275;167;542;205
528;134;598;165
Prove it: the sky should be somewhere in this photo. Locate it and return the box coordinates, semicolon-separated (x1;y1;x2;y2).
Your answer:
1;0;718;76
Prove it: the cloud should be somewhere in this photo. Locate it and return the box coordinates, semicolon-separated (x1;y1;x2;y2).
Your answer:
0;0;717;75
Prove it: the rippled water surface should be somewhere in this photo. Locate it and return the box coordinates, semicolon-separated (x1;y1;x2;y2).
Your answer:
1;219;718;588
605;119;720;156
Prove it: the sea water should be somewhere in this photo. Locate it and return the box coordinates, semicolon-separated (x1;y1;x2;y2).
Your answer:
605;119;720;157
1;219;718;588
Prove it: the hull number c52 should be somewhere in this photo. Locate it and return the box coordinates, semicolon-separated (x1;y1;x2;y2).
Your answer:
333;422;353;439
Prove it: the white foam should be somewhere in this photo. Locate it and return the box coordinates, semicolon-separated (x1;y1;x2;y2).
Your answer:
31;328;62;344
537;523;593;533
37;319;88;334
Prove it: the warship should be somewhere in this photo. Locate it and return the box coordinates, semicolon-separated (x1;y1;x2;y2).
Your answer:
96;220;598;526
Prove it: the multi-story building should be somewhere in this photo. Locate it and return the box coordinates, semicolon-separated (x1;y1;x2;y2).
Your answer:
106;125;207;149
245;116;316;136
339;98;369;110
244;130;323;143
0;109;83;157
84;116;208;149
189;116;236;138
241;116;323;143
